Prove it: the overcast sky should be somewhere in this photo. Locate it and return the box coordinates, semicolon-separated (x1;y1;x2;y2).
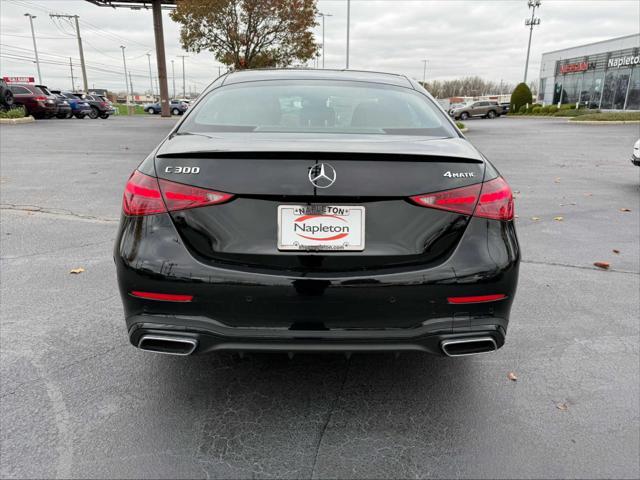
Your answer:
1;0;638;94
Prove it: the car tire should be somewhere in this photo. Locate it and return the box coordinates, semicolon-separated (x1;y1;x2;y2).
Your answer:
65;111;73;119
88;107;99;119
460;112;469;121
99;113;109;119
487;110;496;119
75;113;85;119
147;108;155;114
171;108;180;115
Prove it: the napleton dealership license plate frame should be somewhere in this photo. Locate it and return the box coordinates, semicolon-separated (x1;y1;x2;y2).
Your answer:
277;205;365;251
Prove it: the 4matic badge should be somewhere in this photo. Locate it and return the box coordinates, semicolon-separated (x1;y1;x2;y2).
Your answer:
443;171;474;178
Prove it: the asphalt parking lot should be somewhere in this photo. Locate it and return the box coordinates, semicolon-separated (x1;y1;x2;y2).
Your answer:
1;115;638;479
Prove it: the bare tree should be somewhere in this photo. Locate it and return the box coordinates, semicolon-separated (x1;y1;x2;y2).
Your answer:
420;77;515;99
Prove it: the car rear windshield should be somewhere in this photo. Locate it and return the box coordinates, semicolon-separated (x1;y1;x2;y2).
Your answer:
178;80;456;137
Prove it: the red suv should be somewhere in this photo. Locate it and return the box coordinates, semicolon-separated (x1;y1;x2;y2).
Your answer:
8;84;57;118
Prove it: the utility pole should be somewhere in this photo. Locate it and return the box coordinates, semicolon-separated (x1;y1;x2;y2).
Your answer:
421;59;427;86
69;57;75;91
24;14;42;84
171;59;176;98
120;45;132;115
150;0;170;117
523;0;541;83
146;53;154;97
178;55;187;98
50;14;88;92
317;12;333;69
129;72;133;97
345;0;351;69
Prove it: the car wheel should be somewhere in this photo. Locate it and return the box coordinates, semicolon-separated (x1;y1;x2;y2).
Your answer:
460;112;469;121
88;107;99;119
171;108;180;115
487;110;496;119
147;108;155;114
65;111;73;119
75;113;85;119
99;114;109;119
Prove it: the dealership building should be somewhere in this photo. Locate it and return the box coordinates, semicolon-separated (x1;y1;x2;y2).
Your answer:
538;33;640;110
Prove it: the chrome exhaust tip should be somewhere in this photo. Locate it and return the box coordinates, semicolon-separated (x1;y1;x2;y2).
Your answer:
441;337;497;357
137;335;197;356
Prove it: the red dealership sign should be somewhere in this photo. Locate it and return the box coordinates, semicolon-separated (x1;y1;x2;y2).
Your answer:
3;76;35;83
559;61;596;75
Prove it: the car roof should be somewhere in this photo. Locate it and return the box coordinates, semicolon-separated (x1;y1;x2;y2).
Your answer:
220;68;414;89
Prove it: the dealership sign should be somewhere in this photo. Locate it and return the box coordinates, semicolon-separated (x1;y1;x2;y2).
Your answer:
2;76;35;83
559;61;595;74
608;54;640;68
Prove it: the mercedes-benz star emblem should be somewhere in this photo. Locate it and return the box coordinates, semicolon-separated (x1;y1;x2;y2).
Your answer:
308;163;337;188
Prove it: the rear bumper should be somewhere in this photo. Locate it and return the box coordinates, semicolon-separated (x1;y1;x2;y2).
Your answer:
115;211;520;355
128;315;506;355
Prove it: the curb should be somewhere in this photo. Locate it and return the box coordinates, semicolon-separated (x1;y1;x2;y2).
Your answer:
0;116;35;125
567;120;640;124
459;128;469;133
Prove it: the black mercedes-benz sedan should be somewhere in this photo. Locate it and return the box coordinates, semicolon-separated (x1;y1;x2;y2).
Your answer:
114;69;520;357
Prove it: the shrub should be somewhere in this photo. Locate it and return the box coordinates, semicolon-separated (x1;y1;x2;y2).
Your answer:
532;106;542;114
540;105;550;114
518;105;527;114
0;106;26;119
571;111;640;122
510;83;533;113
548;105;559;114
455;121;465;130
559;104;574;110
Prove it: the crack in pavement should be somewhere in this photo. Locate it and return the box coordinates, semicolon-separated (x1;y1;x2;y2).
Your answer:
309;359;351;479
521;259;639;275
1;203;118;223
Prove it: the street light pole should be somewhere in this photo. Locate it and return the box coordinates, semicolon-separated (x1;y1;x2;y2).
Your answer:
523;0;541;83
345;0;351;69
422;59;427;86
178;55;187;98
146;53;154;98
120;45;132;115
24;14;42;84
317;12;333;69
171;59;176;99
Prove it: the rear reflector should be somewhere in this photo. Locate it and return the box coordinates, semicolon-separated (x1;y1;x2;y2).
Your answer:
447;294;507;304
122;170;233;216
410;176;514;220
130;291;193;302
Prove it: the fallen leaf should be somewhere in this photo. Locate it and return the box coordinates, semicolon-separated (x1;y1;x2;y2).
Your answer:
583;193;593;197
613;249;620;254
554;216;564;221
556;402;569;411
593;261;610;270
507;372;518;381
619;208;631;212
560;202;576;206
531;216;540;221
554;177;561;183
69;267;85;274
514;214;519;219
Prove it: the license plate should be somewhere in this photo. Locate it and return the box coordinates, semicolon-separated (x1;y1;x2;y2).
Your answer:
278;205;365;251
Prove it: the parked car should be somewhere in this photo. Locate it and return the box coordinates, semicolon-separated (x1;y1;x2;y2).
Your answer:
499;102;510;115
51;93;72;119
115;69;519;358
8;83;57;118
51;91;92;119
0;79;14;111
143;99;188;115
632;139;640;167
81;93;116;119
449;101;501;120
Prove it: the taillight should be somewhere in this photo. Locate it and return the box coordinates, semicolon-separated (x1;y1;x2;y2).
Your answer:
34;96;47;102
409;176;514;221
100;101;108;107
122;170;233;216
